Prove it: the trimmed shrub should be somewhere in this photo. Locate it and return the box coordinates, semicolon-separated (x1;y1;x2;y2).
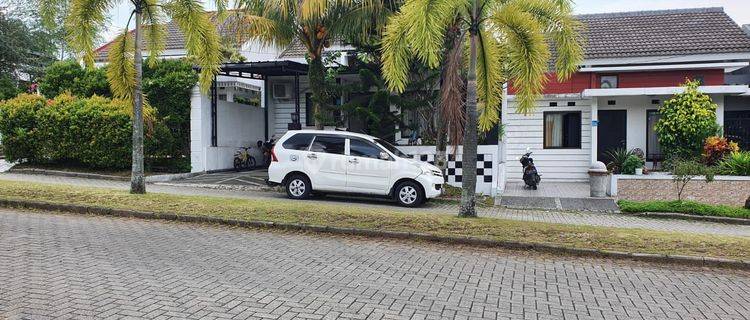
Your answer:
655;80;720;160
38;60;111;98
0;93;155;169
0;94;47;161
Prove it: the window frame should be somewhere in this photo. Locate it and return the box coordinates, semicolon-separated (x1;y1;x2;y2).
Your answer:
281;133;315;151
309;134;346;155
599;75;619;89
543;111;583;149
347;138;392;161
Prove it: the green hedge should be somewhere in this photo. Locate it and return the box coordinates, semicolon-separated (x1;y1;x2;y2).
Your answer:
618;200;750;219
34;59;196;172
0;94;156;169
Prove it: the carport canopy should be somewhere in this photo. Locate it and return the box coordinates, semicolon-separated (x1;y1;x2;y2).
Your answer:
204;60;309;146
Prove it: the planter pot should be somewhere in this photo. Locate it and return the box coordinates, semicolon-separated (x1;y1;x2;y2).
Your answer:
635;168;643;175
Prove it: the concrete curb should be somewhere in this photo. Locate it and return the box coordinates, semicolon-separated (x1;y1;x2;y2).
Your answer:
621;211;750;226
9;168;201;183
0;198;747;270
10;168;128;181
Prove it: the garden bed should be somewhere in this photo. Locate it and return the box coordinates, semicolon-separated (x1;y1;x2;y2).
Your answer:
618;200;750;220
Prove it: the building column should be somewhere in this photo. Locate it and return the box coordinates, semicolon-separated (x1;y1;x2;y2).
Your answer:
590;98;598;164
496;84;509;196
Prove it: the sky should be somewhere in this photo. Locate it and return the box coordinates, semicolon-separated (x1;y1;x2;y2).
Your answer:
100;0;750;44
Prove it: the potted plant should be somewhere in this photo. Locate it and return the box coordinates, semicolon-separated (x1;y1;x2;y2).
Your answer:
622;155;645;175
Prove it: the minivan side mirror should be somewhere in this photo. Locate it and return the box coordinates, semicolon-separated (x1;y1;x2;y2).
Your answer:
379;152;390;160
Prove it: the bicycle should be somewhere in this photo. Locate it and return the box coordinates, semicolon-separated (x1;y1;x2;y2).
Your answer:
233;147;257;171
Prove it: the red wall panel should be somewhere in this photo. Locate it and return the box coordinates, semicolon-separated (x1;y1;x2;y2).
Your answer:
508;69;725;95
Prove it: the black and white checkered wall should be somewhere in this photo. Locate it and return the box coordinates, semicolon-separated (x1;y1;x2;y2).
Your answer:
414;153;494;186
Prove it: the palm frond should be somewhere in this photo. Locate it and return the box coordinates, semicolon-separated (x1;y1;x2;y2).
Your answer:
141;0;166;68
39;0;65;29
106;30;136;100
380;13;412;92
163;0;223;92
511;0;583;81
66;0;113;67
492;3;550;115
400;0;462;69
301;0;328;20
475;27;504;132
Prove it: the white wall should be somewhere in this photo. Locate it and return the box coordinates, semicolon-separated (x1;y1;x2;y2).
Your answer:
505;96;592;182
190;86;266;172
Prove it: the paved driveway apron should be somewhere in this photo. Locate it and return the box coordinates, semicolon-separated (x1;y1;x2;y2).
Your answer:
1;173;748;237
1;209;749;320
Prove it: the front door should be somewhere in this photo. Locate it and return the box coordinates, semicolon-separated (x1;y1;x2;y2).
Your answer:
305;135;348;191
346;138;392;194
597;110;627;163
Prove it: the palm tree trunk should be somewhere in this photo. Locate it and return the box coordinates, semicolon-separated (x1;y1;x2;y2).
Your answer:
459;3;479;218
309;56;326;129
130;6;146;194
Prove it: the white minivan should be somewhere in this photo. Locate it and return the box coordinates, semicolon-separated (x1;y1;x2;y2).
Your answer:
267;130;444;207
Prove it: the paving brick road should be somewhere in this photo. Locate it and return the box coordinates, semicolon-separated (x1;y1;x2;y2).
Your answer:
1;209;749;320
1;173;749;237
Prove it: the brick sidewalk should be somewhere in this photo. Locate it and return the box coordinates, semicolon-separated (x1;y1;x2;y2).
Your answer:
1;172;749;237
1;209;748;319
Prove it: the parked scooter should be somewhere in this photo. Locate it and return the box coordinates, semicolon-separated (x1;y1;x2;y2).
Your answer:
520;147;541;190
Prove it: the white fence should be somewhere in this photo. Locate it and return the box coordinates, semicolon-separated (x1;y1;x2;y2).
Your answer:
396;145;503;196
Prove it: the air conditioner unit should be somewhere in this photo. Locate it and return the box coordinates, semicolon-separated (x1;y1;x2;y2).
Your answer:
272;83;291;100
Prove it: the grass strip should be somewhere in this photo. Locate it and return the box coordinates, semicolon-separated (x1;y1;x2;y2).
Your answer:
618;200;750;219
0;179;748;261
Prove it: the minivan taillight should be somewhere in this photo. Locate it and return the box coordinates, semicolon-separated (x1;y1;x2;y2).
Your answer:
271;147;278;162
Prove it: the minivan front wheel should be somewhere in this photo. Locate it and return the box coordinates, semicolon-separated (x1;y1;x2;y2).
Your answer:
286;174;311;200
394;181;425;207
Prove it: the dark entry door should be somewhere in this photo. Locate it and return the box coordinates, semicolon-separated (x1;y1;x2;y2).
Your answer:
597;110;627;163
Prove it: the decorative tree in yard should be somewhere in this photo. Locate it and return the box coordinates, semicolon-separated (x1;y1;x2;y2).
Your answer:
232;0;392;128
381;0;583;217
40;0;224;193
655;80;720;161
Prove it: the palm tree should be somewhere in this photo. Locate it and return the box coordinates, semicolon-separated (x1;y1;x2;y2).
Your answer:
232;0;391;128
40;0;224;194
382;0;583;217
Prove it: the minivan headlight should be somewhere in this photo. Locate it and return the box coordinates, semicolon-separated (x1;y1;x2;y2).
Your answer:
422;167;443;177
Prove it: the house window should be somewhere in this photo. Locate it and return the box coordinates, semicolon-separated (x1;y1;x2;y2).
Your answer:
544;111;582;149
600;75;618;88
693;75;705;85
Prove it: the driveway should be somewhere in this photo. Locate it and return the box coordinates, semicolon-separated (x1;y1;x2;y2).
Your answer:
1;209;749;319
164;169;270;189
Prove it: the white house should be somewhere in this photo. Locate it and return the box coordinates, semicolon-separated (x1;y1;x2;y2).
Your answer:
95;7;750;196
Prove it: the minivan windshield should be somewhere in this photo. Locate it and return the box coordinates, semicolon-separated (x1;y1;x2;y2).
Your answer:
374;139;410;158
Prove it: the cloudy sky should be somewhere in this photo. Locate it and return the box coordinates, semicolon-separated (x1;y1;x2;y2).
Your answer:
101;0;750;44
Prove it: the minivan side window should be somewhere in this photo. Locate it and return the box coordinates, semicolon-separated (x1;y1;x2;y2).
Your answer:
310;135;345;155
350;139;384;159
282;133;315;150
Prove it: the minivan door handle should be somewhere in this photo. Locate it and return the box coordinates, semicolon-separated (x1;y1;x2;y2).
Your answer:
348;158;358;164
307;153;317;159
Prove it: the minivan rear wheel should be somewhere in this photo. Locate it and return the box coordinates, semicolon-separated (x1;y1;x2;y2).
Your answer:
286;174;311;200
394;181;425;207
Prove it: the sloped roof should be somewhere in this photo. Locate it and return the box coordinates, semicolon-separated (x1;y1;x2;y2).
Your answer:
577;7;750;59
95;7;750;63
